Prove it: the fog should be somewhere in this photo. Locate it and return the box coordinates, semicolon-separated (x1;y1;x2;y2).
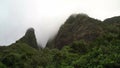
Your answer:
0;0;120;47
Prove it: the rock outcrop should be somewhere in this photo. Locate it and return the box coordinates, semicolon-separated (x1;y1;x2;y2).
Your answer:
17;28;38;49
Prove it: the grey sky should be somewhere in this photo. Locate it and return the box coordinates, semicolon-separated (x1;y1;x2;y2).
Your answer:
0;0;120;47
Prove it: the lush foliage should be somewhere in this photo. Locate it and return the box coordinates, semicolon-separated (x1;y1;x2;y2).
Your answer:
0;15;120;68
0;32;119;68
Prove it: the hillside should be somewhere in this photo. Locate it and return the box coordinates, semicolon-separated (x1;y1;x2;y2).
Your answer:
46;14;102;49
0;28;40;68
0;14;120;68
45;14;120;68
46;14;120;49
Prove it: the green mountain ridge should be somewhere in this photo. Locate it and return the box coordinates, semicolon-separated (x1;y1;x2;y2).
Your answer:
0;14;120;68
46;14;103;49
46;14;120;49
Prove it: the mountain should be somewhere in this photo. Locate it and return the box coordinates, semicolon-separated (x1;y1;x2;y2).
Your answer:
44;14;120;68
46;14;120;49
16;28;38;49
0;28;51;68
0;28;41;68
46;14;104;49
0;14;120;68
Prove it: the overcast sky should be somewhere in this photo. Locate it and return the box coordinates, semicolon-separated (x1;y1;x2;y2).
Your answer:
0;0;120;47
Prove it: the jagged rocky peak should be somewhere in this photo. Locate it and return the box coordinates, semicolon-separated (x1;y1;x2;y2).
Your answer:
17;27;39;49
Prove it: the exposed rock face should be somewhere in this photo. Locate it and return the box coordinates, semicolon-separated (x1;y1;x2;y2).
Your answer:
17;28;38;49
46;14;104;49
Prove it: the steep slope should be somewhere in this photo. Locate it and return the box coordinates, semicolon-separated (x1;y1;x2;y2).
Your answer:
0;28;50;68
16;28;38;49
0;14;120;68
47;14;103;49
102;16;120;36
104;16;120;24
103;16;120;30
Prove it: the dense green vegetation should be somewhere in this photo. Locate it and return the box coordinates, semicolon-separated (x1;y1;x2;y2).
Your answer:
0;14;120;68
1;33;119;68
